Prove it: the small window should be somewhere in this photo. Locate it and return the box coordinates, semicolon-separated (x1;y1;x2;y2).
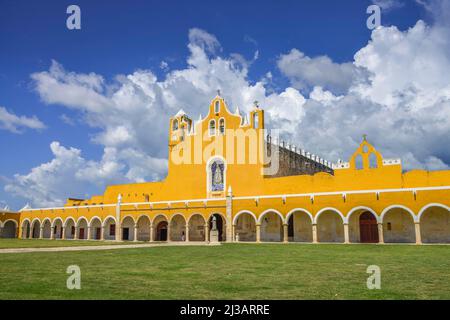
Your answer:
209;120;216;136
110;224;116;236
253;113;259;129
355;155;363;170
369;153;378;168
71;226;75;235
214;101;220;113
387;222;392;231
172;119;179;131
219;118;225;134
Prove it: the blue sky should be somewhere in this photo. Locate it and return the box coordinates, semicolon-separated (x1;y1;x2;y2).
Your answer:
1;0;448;210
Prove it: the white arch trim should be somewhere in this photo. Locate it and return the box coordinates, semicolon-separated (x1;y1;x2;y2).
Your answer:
285;208;313;224
314;207;345;224
76;216;89;225
41;218;52;227
51;217;64;228
63;217;76;227
2;219;18;228
346;206;380;223
207;212;227;223
121;215;137;224
380;205;417;223
258;209;285;224
169;213;187;224
187;213;206;224
152;213;169;223
136;214;151;224
418;203;450;221
30;218;42;227
88;216;102;226
233;210;257;225
101;215;117;227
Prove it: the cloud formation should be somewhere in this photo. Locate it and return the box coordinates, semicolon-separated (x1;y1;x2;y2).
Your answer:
0;106;45;133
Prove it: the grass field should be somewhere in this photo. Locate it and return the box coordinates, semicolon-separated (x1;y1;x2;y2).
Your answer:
1;240;450;299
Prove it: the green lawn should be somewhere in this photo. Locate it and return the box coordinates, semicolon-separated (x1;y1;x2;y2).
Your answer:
1;242;450;299
0;239;143;248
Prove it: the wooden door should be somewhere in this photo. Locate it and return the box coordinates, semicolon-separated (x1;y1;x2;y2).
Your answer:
359;212;379;243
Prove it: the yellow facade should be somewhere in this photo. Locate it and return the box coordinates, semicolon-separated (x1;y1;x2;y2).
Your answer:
3;95;450;244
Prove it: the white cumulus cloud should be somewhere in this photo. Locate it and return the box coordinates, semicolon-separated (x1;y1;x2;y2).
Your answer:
0;106;46;133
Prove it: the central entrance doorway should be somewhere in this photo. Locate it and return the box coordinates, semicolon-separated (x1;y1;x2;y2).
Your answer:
209;214;224;241
359;212;379;243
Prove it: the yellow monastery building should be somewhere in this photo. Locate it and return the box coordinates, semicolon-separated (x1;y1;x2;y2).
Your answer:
1;95;450;244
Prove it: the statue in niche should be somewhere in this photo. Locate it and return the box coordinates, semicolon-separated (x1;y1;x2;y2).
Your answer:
211;160;224;191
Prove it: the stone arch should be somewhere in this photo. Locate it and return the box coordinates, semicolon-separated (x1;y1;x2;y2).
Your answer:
30;218;41;239
1;220;17;238
347;207;380;243
259;209;284;242
234;210;257;242
121;216;136;241
76;217;89;240
188;214;206;241
136;215;151;241
418;204;450;243
381;205;417;222
64;217;76;239
286;209;313;242
208;212;227;242
102;216;117;241
169;214;186;241
21;219;31;239
153;214;168;241
316;208;345;243
381;206;416;243
233;210;257;225
418;203;450;221
52;218;64;239
42;218;52;239
89;216;102;240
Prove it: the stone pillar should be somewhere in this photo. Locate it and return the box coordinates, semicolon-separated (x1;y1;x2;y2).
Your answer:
39;226;44;239
226;187;233;242
115;194;122;242
100;226;105;241
61;227;65;240
149;223;154;242
256;224;261;243
205;224;210;242
343;223;350;244
283;224;288;243
87;227;92;240
50;226;55;240
74;227;79;240
167;223;171;242
415;222;422;245
377;223;384;244
133;224;138;242
312;224;318;243
185;225;190;242
232;224;235;242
